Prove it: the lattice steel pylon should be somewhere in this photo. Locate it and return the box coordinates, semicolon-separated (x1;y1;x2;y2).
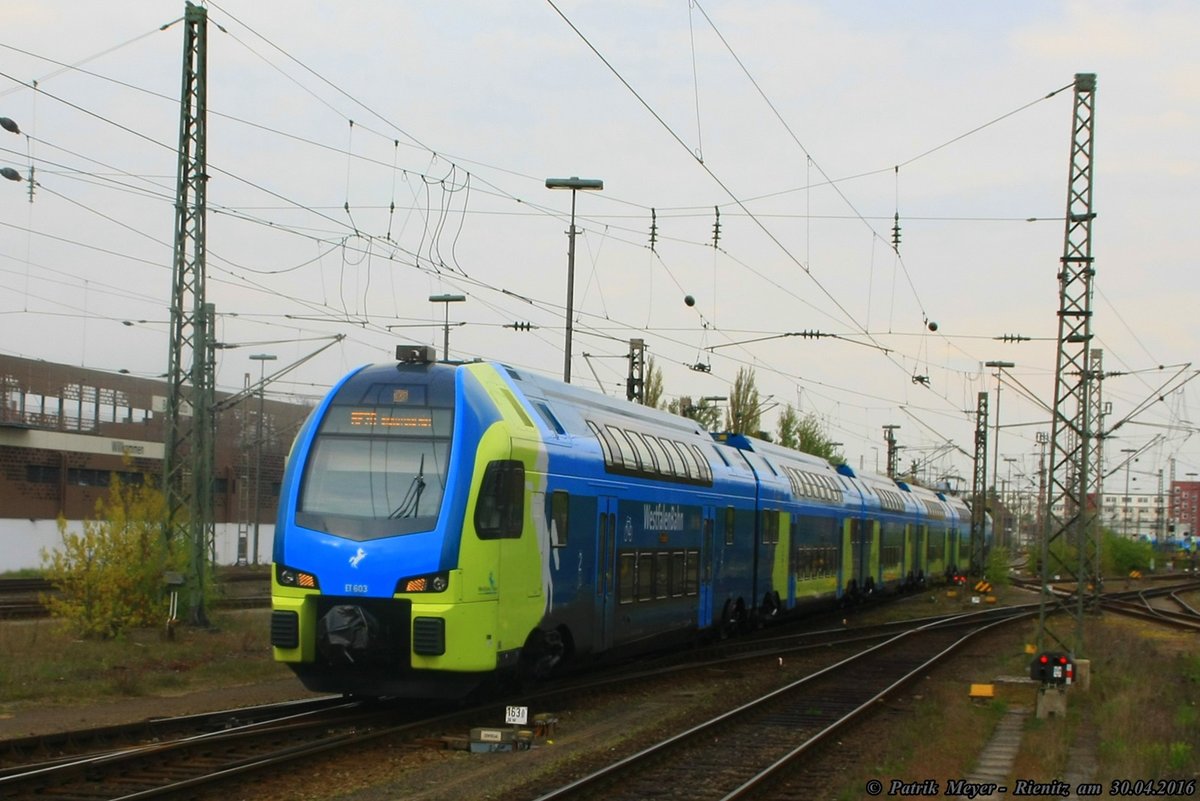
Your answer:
627;338;645;404
1087;348;1105;606
1038;73;1098;657
969;391;989;576
162;2;214;627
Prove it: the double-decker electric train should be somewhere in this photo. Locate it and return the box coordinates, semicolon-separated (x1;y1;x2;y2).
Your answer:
270;346;977;698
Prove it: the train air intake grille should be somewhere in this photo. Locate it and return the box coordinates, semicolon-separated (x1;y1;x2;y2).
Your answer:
270;610;299;649
412;617;445;655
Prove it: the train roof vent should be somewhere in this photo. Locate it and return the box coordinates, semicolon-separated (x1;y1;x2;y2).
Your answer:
505;366;523;381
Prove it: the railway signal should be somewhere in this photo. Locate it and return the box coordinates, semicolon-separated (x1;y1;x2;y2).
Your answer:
1030;652;1074;685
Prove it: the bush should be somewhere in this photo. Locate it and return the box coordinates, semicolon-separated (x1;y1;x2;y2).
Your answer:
1102;531;1154;575
984;545;1011;587
41;474;185;639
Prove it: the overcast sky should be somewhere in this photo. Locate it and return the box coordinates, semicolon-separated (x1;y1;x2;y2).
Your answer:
2;1;1197;496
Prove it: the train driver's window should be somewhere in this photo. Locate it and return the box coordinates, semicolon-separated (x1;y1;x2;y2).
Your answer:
474;460;525;539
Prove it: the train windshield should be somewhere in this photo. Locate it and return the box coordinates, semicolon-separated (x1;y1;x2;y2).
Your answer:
296;383;454;540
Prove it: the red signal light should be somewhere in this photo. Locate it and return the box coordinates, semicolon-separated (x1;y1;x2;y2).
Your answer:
1039;655;1049;664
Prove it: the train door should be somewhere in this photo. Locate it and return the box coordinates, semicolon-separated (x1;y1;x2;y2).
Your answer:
698;506;715;628
594;496;617;651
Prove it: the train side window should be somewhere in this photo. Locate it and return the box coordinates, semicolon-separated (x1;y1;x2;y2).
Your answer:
665;440;694;479
686;548;700;595
711;444;731;467
474;460;524;540
642;434;672;476
618;552;635;604
606;425;639;470
670;551;685;597
637;552;654;602
724;506;735;546
626;431;657;474
586;420;615;466
761;509;780;544
551;491;569;548
654;552;670;599
653;436;679;476
534;402;566;435
688;444;713;483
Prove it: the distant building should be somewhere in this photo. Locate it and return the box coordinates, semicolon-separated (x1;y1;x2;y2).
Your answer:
1170;480;1200;540
0;354;313;571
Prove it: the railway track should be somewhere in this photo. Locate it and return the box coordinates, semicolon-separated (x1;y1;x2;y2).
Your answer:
0;604;1027;801
3;582;1189;801
527;609;1030;801
0;574;270;619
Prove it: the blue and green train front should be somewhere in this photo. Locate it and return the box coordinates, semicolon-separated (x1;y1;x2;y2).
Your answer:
269;353;550;697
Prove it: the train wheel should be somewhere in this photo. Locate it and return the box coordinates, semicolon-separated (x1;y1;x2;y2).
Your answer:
718;600;737;640
760;591;782;621
842;579;859;606
520;628;565;681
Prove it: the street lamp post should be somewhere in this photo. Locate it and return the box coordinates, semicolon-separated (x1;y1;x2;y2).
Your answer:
428;293;466;361
546;176;603;383
1;116;22;184
249;353;277;565
984;360;1015;507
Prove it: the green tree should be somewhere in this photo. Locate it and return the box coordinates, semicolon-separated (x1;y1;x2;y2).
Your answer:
644;355;665;408
41;474;184;639
776;404;844;462
984;545;1011;587
1102;530;1154;575
776;404;800;448
725;366;762;436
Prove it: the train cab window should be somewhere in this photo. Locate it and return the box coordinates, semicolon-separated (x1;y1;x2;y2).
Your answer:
551;491;569;548
297;402;453;540
474;460;525;539
724;506;735;546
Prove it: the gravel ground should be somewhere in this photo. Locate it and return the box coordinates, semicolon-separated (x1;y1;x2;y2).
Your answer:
0;676;326;740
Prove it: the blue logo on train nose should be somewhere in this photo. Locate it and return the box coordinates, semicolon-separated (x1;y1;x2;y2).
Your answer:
349;547;367;568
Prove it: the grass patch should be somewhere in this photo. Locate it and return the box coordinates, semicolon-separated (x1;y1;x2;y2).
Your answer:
824;595;1199;797
0;609;291;711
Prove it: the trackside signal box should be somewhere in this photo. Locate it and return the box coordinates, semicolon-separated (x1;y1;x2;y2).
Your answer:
1030;652;1074;685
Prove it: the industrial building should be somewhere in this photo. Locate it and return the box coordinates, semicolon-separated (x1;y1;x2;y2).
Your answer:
0;353;312;571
